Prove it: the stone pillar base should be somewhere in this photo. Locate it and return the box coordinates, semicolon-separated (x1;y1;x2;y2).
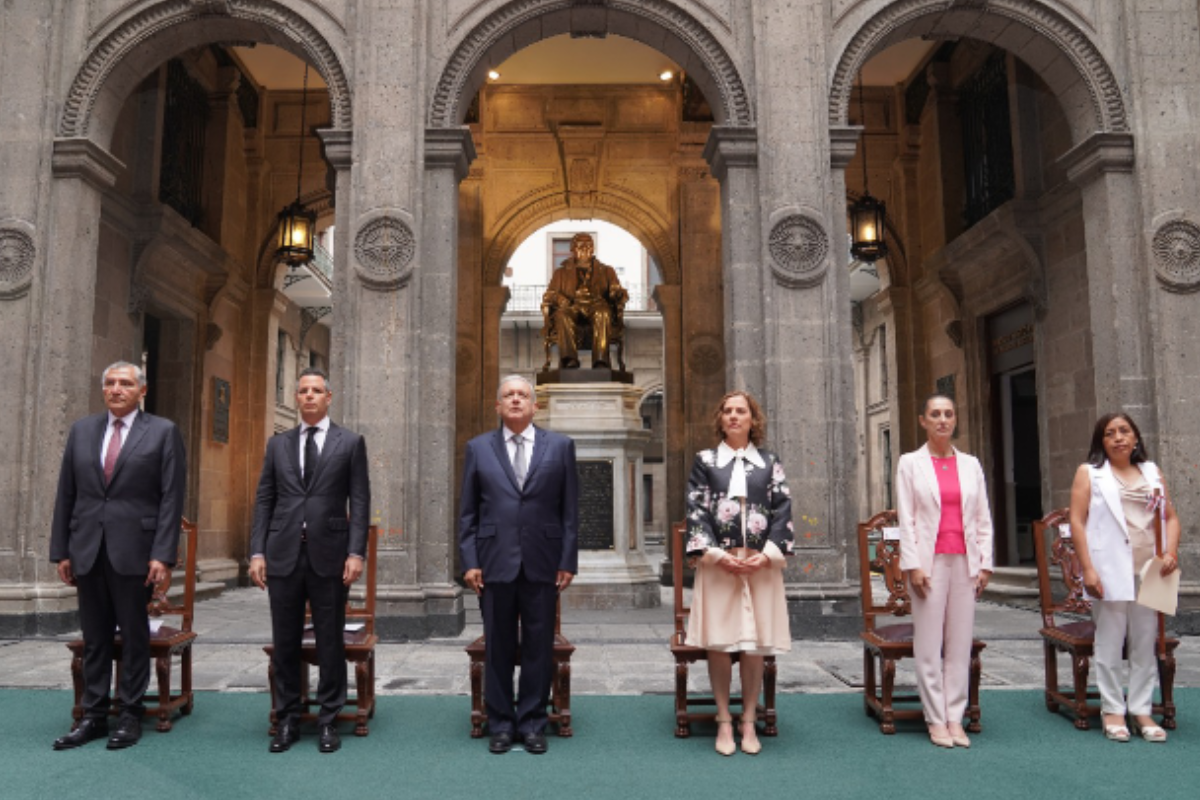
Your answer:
373;584;466;641
786;585;863;639
563;550;661;610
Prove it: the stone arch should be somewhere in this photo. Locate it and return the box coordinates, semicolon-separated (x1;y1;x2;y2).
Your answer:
429;0;752;127
483;189;679;286
59;0;352;144
829;0;1128;143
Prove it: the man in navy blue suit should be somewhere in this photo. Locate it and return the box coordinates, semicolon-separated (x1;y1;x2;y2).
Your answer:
459;375;579;755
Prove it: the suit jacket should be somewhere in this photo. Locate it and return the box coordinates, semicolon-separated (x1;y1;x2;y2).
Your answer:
683;445;794;558
1083;460;1163;602
896;443;994;578
250;422;371;579
458;426;579;584
547;258;624;306
49;411;187;576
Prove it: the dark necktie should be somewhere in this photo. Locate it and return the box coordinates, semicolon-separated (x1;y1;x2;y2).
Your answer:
103;419;124;486
304;427;319;488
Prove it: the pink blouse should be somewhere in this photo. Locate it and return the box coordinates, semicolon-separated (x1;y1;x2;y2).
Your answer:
932;456;966;554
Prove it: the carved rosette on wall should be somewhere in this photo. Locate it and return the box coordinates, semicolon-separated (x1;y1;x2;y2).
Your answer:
353;211;416;290
1151;220;1200;293
767;211;829;288
0;223;36;299
456;339;477;376
687;335;724;379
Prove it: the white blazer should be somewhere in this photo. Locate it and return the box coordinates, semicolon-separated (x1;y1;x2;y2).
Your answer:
1084;460;1162;602
896;444;994;578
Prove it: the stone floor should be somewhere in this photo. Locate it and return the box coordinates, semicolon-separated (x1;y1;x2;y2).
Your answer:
3;582;1198;696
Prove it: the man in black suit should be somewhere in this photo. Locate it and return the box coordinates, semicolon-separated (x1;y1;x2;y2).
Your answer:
250;367;370;754
50;361;187;750
459;375;579;755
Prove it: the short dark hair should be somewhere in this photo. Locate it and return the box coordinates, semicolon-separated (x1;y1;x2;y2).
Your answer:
297;367;331;393
711;390;767;447
1087;412;1148;467
920;393;956;417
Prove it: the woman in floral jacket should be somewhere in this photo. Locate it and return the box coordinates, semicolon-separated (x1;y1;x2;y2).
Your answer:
685;390;793;756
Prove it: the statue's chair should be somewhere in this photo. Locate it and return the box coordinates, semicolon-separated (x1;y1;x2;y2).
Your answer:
856;510;985;734
264;525;380;737
540;289;627;371
67;518;199;733
669;522;777;738
1032;508;1177;730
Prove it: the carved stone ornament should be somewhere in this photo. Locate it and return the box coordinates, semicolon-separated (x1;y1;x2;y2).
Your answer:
1151;220;1200;292
0;226;36;298
353;215;416;290
768;214;829;288
688;338;724;378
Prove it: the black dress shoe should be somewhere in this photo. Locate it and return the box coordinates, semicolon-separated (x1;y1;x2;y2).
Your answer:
318;724;341;753
53;718;109;750
522;731;548;755
488;731;513;754
269;723;300;753
106;716;141;750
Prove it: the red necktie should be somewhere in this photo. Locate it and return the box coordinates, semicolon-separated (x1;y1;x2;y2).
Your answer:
103;419;124;485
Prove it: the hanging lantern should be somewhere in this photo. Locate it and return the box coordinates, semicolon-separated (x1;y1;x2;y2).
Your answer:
276;201;316;266
850;193;888;263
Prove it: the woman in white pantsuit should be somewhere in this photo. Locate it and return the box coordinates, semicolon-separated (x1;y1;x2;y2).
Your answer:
1069;412;1181;743
896;395;994;749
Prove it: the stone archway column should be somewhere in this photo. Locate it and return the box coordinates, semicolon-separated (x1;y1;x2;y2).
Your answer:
1059;134;1154;425
704;127;765;396
14;139;123;632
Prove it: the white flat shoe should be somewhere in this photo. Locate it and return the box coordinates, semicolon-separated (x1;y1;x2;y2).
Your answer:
1104;724;1130;742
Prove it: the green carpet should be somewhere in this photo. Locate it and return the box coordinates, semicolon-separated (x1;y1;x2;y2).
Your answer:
8;689;1196;800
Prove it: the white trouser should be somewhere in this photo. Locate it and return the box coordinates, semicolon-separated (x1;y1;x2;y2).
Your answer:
909;554;976;727
1091;599;1159;716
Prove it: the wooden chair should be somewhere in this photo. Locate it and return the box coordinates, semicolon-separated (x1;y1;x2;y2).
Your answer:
669;521;777;738
856;510;985;734
1032;508;1178;729
68;517;199;733
265;525;379;737
466;597;576;737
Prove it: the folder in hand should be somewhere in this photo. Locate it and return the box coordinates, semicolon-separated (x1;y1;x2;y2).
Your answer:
1137;557;1180;616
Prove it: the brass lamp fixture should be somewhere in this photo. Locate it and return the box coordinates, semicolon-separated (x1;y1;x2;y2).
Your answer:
850;71;888;263
275;62;316;266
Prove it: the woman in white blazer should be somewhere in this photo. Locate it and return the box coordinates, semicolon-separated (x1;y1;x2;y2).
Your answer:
896;395;994;748
1069;412;1181;743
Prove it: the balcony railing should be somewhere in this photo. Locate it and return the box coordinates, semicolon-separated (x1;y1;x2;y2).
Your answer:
505;283;658;313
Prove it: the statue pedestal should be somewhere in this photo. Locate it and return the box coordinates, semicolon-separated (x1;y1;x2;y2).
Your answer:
535;382;660;609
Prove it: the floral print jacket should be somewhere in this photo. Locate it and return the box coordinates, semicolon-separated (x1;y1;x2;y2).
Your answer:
685;444;794;557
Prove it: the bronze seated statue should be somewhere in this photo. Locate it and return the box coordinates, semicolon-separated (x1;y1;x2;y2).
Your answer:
540;233;628;372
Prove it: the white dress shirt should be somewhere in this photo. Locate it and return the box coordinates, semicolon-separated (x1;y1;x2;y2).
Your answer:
503;424;535;467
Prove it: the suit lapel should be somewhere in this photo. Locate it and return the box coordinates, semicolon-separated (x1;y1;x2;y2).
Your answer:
1097;461;1129;535
917;444;941;510
285;427;302;485
89;414;108;487
108;412;149;486
310;423;343;489
490;428;521;492
522;425;548;487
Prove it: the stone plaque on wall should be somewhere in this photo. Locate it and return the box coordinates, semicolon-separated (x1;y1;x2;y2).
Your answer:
212;377;230;444
577;459;614;550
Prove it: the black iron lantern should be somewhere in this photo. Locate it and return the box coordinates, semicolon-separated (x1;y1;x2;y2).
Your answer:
850;192;887;263
850;71;889;264
276;201;316;266
274;62;315;266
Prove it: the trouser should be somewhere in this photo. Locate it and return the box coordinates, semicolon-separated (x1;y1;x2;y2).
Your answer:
268;542;349;726
1092;599;1159;716
479;568;558;736
75;538;154;720
909;553;975;727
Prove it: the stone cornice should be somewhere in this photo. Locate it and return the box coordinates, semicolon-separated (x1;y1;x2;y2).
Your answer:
828;126;863;171
50;138;124;191
702;126;757;180
424;127;477;181
1059;132;1135;188
318;129;353;171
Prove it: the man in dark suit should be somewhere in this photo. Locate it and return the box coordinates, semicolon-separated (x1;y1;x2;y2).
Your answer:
50;361;187;750
250;367;370;754
459;374;578;755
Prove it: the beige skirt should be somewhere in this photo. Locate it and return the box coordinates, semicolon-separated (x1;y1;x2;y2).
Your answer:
685;543;791;655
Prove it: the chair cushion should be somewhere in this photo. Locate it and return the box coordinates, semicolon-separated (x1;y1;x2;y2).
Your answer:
871;623;914;643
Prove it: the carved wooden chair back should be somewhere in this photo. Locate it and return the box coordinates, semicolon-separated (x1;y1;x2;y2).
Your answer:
856;510;909;633
1032;508;1091;628
148;517;198;630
